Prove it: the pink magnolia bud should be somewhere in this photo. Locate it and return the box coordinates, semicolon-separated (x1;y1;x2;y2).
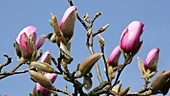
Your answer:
60;6;77;40
144;48;160;71
36;73;57;96
41;50;51;64
15;26;45;59
120;21;144;54
108;45;121;67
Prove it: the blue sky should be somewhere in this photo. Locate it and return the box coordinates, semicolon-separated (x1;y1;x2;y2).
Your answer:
0;1;170;96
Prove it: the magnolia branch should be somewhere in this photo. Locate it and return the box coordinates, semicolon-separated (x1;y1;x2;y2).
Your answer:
67;0;104;83
0;68;33;80
0;55;12;72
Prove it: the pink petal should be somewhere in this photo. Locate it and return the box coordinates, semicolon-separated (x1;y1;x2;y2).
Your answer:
60;6;77;27
36;35;45;50
45;73;57;83
144;48;160;69
40;50;51;62
108;45;121;67
120;28;128;51
120;21;144;53
35;73;57;96
36;83;48;96
16;26;37;44
20;33;29;53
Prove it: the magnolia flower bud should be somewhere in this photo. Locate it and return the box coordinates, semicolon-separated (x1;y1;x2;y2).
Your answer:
144;48;160;71
112;83;122;93
120;21;144;54
30;61;56;73
108;45;121;67
119;86;130;96
41;50;51;64
15;26;45;60
79;53;103;76
29;70;56;91
60;6;77;40
98;34;105;48
150;70;170;93
98;24;109;33
84;13;90;23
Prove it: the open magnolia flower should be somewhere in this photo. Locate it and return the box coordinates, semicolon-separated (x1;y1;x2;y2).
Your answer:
14;26;45;60
144;48;160;71
120;21;144;54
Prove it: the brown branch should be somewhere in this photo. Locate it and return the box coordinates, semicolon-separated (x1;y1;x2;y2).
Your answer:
56;87;73;96
51;56;63;74
0;55;12;72
101;47;110;82
112;63;127;87
88;81;109;95
35;49;43;61
10;57;27;72
0;68;33;80
90;12;102;27
93;24;109;37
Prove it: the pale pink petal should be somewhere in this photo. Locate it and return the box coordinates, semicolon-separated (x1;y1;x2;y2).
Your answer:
45;73;57;83
40;50;51;62
60;6;77;27
108;45;121;67
144;48;160;70
36;35;45;50
16;26;37;44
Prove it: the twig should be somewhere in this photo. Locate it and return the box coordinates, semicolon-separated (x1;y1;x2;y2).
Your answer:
0;68;30;75
0;68;32;80
10;57;27;72
112;63;127;87
51;56;63;74
101;47;110;82
35;49;43;61
93;24;109;37
111;50;133;89
90;85;117;96
88;81;109;95
56;87;73;96
0;55;12;72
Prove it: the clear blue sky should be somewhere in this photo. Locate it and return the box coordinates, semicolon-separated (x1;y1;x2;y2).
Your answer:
0;1;170;96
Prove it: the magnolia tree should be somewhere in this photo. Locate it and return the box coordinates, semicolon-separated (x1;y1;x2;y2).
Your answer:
0;0;170;96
